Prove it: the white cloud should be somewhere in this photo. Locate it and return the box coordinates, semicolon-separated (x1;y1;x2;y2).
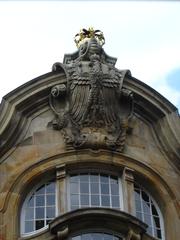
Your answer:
0;1;179;110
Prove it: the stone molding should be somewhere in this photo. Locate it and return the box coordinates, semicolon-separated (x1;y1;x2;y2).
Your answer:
49;208;147;240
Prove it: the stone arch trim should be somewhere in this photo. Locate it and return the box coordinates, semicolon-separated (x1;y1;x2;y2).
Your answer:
49;208;147;240
1;150;179;239
2;150;178;212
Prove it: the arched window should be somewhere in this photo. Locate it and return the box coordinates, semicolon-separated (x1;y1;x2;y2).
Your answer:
134;184;164;240
21;180;56;235
20;166;165;239
71;232;122;240
69;173;122;210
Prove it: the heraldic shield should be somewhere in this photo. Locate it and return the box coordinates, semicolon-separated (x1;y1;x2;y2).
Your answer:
49;28;133;151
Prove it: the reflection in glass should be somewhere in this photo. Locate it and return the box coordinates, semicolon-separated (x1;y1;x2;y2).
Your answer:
35;220;44;230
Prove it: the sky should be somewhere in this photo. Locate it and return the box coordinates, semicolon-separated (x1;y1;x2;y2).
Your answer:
0;1;180;112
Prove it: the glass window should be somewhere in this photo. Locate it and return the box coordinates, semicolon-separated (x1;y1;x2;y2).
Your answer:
71;232;122;240
21;180;56;235
134;184;164;240
69;173;121;210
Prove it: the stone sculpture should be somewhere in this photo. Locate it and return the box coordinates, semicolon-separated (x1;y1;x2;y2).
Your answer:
50;28;133;151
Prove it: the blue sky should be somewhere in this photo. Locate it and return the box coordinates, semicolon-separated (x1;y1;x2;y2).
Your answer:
0;1;179;111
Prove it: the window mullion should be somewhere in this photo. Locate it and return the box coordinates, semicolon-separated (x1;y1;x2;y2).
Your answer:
99;174;102;207
34;193;36;232
109;176;112;208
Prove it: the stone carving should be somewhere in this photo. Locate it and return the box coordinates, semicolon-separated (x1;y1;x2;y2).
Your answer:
50;28;133;151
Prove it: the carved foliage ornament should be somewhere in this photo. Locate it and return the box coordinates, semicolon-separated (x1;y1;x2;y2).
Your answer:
50;28;133;151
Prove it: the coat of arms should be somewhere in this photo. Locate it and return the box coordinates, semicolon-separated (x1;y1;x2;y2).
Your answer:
49;28;133;151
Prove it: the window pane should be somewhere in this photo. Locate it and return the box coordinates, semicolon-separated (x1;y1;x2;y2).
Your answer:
80;174;89;182
35;207;44;219
101;195;110;206
25;221;34;233
82;234;91;240
46;182;55;193
101;184;109;194
22;180;56;234
142;191;149;203
25;208;34;220
144;214;152;226
111;184;119;195
134;184;163;240
157;229;162;239
27;195;34;207
90;174;99;182
100;174;109;183
91;183;99;194
36;195;45;206
70;175;79;182
71;182;79;194
35;220;44;230
152;204;158;216
153;216;160;228
111;196;120;208
71;194;79;206
46;195;55;206
91;195;100;206
71;205;78;210
134;190;140;201
36;185;45;195
46;206;55;218
104;234;113;240
110;176;118;184
136;211;142;220
142;201;150;214
71;233;121;240
135;200;141;212
147;227;153;236
80;182;89;193
81;195;89;206
73;236;81;240
92;233;103;240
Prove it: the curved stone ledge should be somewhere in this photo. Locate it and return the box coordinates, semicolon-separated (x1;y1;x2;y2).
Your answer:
49;208;147;239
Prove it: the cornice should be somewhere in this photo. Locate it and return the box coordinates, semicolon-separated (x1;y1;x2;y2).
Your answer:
49;208;147;238
124;74;180;171
0;71;66;159
124;74;178;121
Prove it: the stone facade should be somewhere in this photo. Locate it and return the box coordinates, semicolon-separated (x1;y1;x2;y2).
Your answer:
0;29;179;240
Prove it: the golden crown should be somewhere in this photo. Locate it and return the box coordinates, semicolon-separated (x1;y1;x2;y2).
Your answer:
74;27;105;48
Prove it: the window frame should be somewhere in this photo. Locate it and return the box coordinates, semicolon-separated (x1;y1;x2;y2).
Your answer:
66;169;124;212
19;164;165;240
134;183;165;240
20;178;57;237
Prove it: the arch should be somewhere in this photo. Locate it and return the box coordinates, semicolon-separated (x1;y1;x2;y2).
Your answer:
2;150;178;239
